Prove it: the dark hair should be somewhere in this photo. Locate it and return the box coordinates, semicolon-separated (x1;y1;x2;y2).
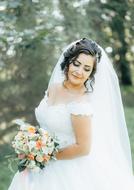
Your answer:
60;38;102;92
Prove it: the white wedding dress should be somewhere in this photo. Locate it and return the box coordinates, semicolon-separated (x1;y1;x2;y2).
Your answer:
8;91;134;190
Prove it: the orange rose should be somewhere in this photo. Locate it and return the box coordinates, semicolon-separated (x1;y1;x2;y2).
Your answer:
27;153;34;160
28;125;36;134
43;155;50;162
36;140;42;149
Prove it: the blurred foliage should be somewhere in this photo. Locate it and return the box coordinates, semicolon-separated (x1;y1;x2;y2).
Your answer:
0;1;134;189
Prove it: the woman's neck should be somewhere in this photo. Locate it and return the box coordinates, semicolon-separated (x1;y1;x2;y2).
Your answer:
62;80;87;95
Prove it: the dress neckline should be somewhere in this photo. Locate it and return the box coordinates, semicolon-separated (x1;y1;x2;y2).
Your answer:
44;94;89;109
44;83;90;108
45;95;75;108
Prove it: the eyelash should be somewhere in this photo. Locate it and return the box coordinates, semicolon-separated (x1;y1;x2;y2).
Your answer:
72;61;91;72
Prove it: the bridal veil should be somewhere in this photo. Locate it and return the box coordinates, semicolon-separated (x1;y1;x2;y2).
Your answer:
44;38;133;176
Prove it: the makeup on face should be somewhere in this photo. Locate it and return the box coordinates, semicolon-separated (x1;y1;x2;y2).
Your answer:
67;53;94;86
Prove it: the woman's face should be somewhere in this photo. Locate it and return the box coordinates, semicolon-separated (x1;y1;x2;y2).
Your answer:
67;53;95;86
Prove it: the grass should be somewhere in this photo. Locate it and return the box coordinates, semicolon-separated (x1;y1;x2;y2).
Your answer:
0;160;16;190
121;85;134;167
124;106;134;169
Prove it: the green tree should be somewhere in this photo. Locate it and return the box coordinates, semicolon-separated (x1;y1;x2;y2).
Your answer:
0;0;61;140
100;0;133;85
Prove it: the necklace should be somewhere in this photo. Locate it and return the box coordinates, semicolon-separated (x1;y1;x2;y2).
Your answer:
62;80;87;96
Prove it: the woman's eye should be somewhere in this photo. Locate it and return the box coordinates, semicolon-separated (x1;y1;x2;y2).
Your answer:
72;62;79;67
72;61;91;72
85;69;91;72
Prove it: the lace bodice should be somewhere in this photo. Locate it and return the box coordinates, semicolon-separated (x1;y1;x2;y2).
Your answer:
35;92;93;149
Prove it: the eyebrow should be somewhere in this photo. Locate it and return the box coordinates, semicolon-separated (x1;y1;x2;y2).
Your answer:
76;59;91;68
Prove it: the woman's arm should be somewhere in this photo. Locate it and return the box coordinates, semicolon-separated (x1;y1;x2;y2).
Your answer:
55;114;92;160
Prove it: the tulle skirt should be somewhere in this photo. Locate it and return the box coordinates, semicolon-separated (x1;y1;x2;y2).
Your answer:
8;152;134;190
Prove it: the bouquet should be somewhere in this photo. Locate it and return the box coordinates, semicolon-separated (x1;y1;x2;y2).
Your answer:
12;119;60;172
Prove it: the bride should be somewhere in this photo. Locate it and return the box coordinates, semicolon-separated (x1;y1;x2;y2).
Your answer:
8;38;134;189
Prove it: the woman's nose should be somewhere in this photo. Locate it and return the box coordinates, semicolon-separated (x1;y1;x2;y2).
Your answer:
75;67;83;75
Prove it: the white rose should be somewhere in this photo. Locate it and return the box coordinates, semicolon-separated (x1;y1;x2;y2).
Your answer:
28;141;36;151
22;144;29;152
27;160;36;169
38;128;45;134
36;155;44;162
42;147;49;154
42;147;53;154
42;137;47;145
28;133;39;139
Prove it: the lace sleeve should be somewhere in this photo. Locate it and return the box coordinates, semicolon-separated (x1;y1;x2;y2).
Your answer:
67;102;93;117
